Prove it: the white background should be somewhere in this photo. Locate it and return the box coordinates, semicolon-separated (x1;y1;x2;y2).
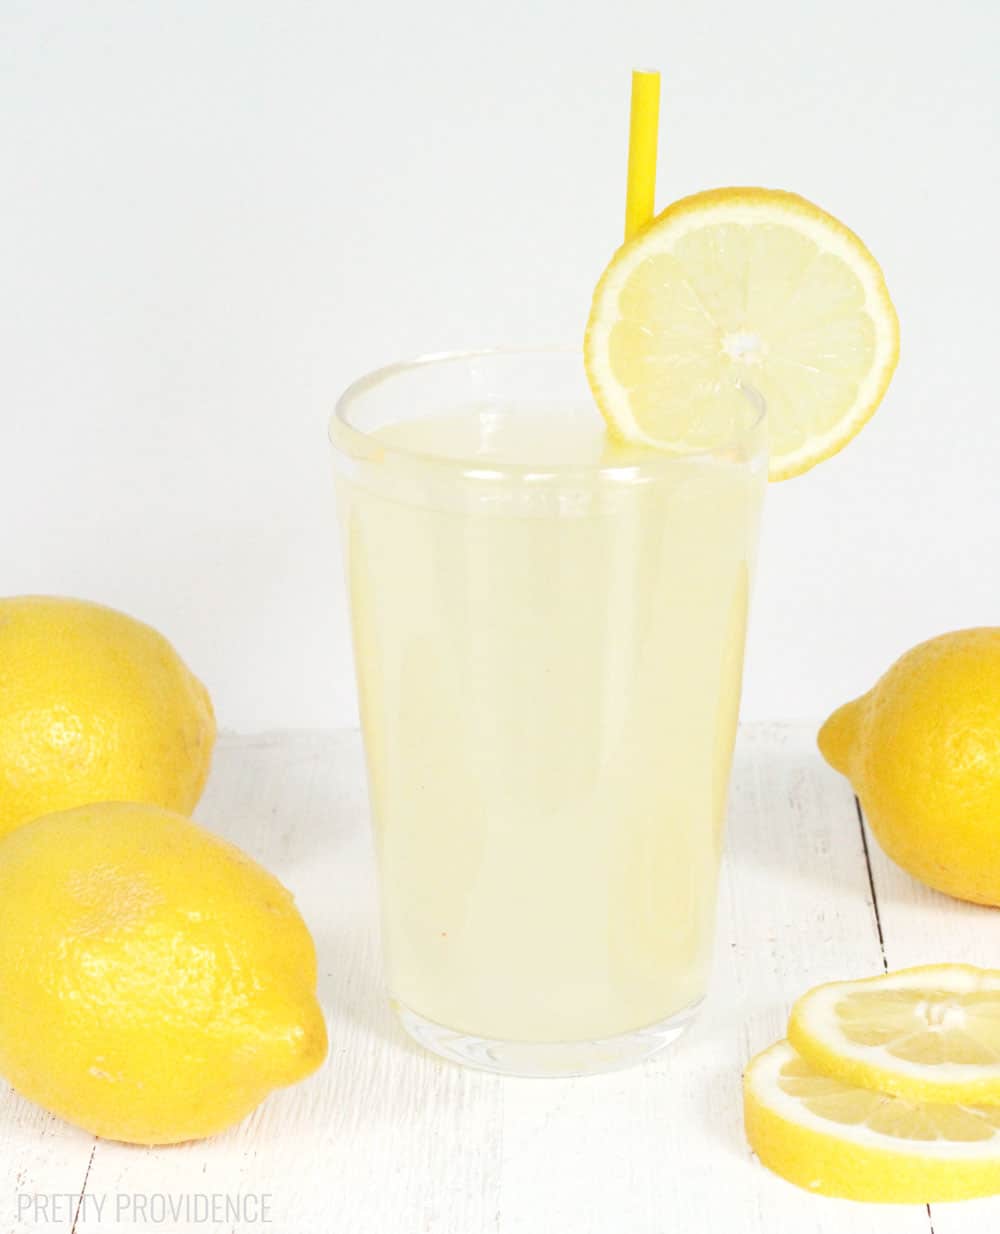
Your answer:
4;0;998;731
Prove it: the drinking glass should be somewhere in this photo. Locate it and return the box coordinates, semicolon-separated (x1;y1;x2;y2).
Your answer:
331;346;766;1076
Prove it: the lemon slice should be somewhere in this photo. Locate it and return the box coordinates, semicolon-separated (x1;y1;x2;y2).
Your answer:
745;1039;1000;1202
789;965;1000;1106
584;187;899;480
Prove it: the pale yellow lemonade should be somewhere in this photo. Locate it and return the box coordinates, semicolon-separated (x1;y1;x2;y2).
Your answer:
337;405;765;1046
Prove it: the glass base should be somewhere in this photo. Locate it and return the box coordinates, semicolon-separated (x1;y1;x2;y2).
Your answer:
393;998;704;1078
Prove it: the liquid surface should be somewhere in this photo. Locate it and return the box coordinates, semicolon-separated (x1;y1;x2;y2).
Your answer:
373;404;661;467
338;409;764;1043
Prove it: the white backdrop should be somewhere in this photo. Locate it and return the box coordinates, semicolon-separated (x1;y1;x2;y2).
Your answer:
4;0;998;731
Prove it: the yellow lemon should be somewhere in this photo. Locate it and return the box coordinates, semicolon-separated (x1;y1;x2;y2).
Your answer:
0;596;215;838
819;628;1000;905
0;802;327;1144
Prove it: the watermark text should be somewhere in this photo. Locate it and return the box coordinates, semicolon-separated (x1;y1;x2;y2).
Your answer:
16;1191;273;1225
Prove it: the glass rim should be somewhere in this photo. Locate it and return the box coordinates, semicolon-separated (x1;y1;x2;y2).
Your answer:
330;343;767;479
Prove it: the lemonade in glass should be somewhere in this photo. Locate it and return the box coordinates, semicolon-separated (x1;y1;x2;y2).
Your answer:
331;348;765;1074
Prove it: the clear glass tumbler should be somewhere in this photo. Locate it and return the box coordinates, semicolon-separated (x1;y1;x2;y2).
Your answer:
331;347;766;1076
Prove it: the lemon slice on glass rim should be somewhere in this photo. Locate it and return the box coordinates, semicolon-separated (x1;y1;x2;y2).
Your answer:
745;1039;1000;1203
584;187;899;480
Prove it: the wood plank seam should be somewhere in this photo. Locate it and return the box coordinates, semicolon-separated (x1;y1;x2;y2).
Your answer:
855;796;888;974
856;795;936;1234
68;1143;96;1234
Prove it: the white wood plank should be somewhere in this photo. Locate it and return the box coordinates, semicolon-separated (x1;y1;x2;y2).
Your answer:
497;723;928;1234
859;796;1000;1233
1;726;963;1232
0;1105;93;1233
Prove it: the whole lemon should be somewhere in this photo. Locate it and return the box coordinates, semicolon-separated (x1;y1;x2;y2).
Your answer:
819;628;1000;905
0;596;215;838
0;802;328;1144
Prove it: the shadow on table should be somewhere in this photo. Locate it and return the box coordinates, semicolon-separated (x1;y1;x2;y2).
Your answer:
660;999;776;1163
723;730;868;900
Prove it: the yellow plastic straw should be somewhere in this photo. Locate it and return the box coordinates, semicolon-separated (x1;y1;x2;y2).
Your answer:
624;69;661;241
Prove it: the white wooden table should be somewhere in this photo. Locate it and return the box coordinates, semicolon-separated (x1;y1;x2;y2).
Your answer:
4;724;1000;1234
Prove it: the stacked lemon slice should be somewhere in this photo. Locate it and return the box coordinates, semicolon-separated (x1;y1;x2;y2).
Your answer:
744;965;1000;1202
